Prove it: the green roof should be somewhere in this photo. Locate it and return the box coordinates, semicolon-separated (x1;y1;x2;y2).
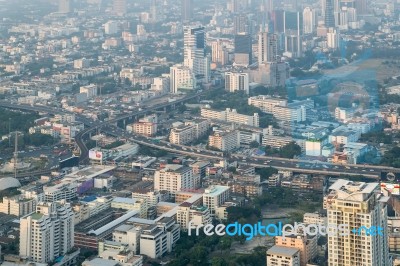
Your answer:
31;213;44;220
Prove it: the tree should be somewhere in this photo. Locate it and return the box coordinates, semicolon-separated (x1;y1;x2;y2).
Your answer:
256;167;278;181
249;141;260;148
189;246;208;266
280;142;302;159
211;257;228;266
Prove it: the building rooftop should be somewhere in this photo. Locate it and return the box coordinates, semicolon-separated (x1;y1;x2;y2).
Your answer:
267;245;300;257
83;258;118;266
203;185;230;197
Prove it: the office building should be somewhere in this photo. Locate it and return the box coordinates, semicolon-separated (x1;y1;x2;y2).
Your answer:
211;40;229;65
284;11;303;58
208;130;240;152
111;197;147;218
325;0;336;27
113;0;127;16
112;224;142;253
258;32;278;64
59;0;72;13
234;14;249;34
234;33;252;66
170;64;196;93
266;246;301;266
327;27;340;49
181;0;193;22
303;7;315;34
154;164;198;194
0;196;36;217
202;185;230;214
20;201;74;264
183;26;210;82
176;203;212;230
225;72;249;94
324;179;389;266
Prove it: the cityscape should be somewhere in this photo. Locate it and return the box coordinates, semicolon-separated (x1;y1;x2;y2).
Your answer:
0;0;400;265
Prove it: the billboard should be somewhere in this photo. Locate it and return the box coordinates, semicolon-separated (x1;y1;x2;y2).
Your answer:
381;182;400;195
89;150;103;161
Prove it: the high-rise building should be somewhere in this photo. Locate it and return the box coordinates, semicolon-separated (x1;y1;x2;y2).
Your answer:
284;11;303;58
327;27;340;49
272;10;285;33
324;179;389;266
258;32;278;64
58;0;72;13
20;201;74;264
154;164;199;194
303;7;315;34
225;72;249;94
325;0;336;27
355;0;367;15
183;26;210;82
113;0;126;16
234;14;249;34
234;33;252;66
211;40;229;65
181;0;193;22
170;64;196;94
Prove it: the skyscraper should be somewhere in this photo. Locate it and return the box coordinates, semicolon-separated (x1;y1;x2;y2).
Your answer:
113;0;126;16
258;32;278;64
58;0;72;13
234;14;249;35
325;0;336;27
19;201;74;264
234;33;252;66
182;0;193;22
183;26;210;82
325;179;389;266
284;11;303;58
303;7;315;34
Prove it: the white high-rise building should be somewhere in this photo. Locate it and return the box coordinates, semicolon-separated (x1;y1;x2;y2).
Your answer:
183;26;210;82
170;64;196;93
154;164;198;194
19;201;74;264
327;27;340;49
258;32;278;64
104;21;119;35
325;179;389;266
59;0;72;13
303;7;316;34
225;72;249;94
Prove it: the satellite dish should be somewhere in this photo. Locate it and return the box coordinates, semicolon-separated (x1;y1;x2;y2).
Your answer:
387;172;396;182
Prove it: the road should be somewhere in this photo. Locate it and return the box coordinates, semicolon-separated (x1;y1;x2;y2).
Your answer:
1;93;399;179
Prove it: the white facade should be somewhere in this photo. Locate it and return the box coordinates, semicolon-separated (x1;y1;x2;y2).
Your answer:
303;7;316;34
176;204;212;230
19;201;74;264
170;64;196;93
208;130;240;151
327;27;340;49
154;165;198;194
225;72;249;94
248;95;288;113
202;185;230;214
80;84;97;99
0;196;36;217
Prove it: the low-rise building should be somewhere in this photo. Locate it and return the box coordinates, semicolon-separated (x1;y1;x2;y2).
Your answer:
176;203;212;230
